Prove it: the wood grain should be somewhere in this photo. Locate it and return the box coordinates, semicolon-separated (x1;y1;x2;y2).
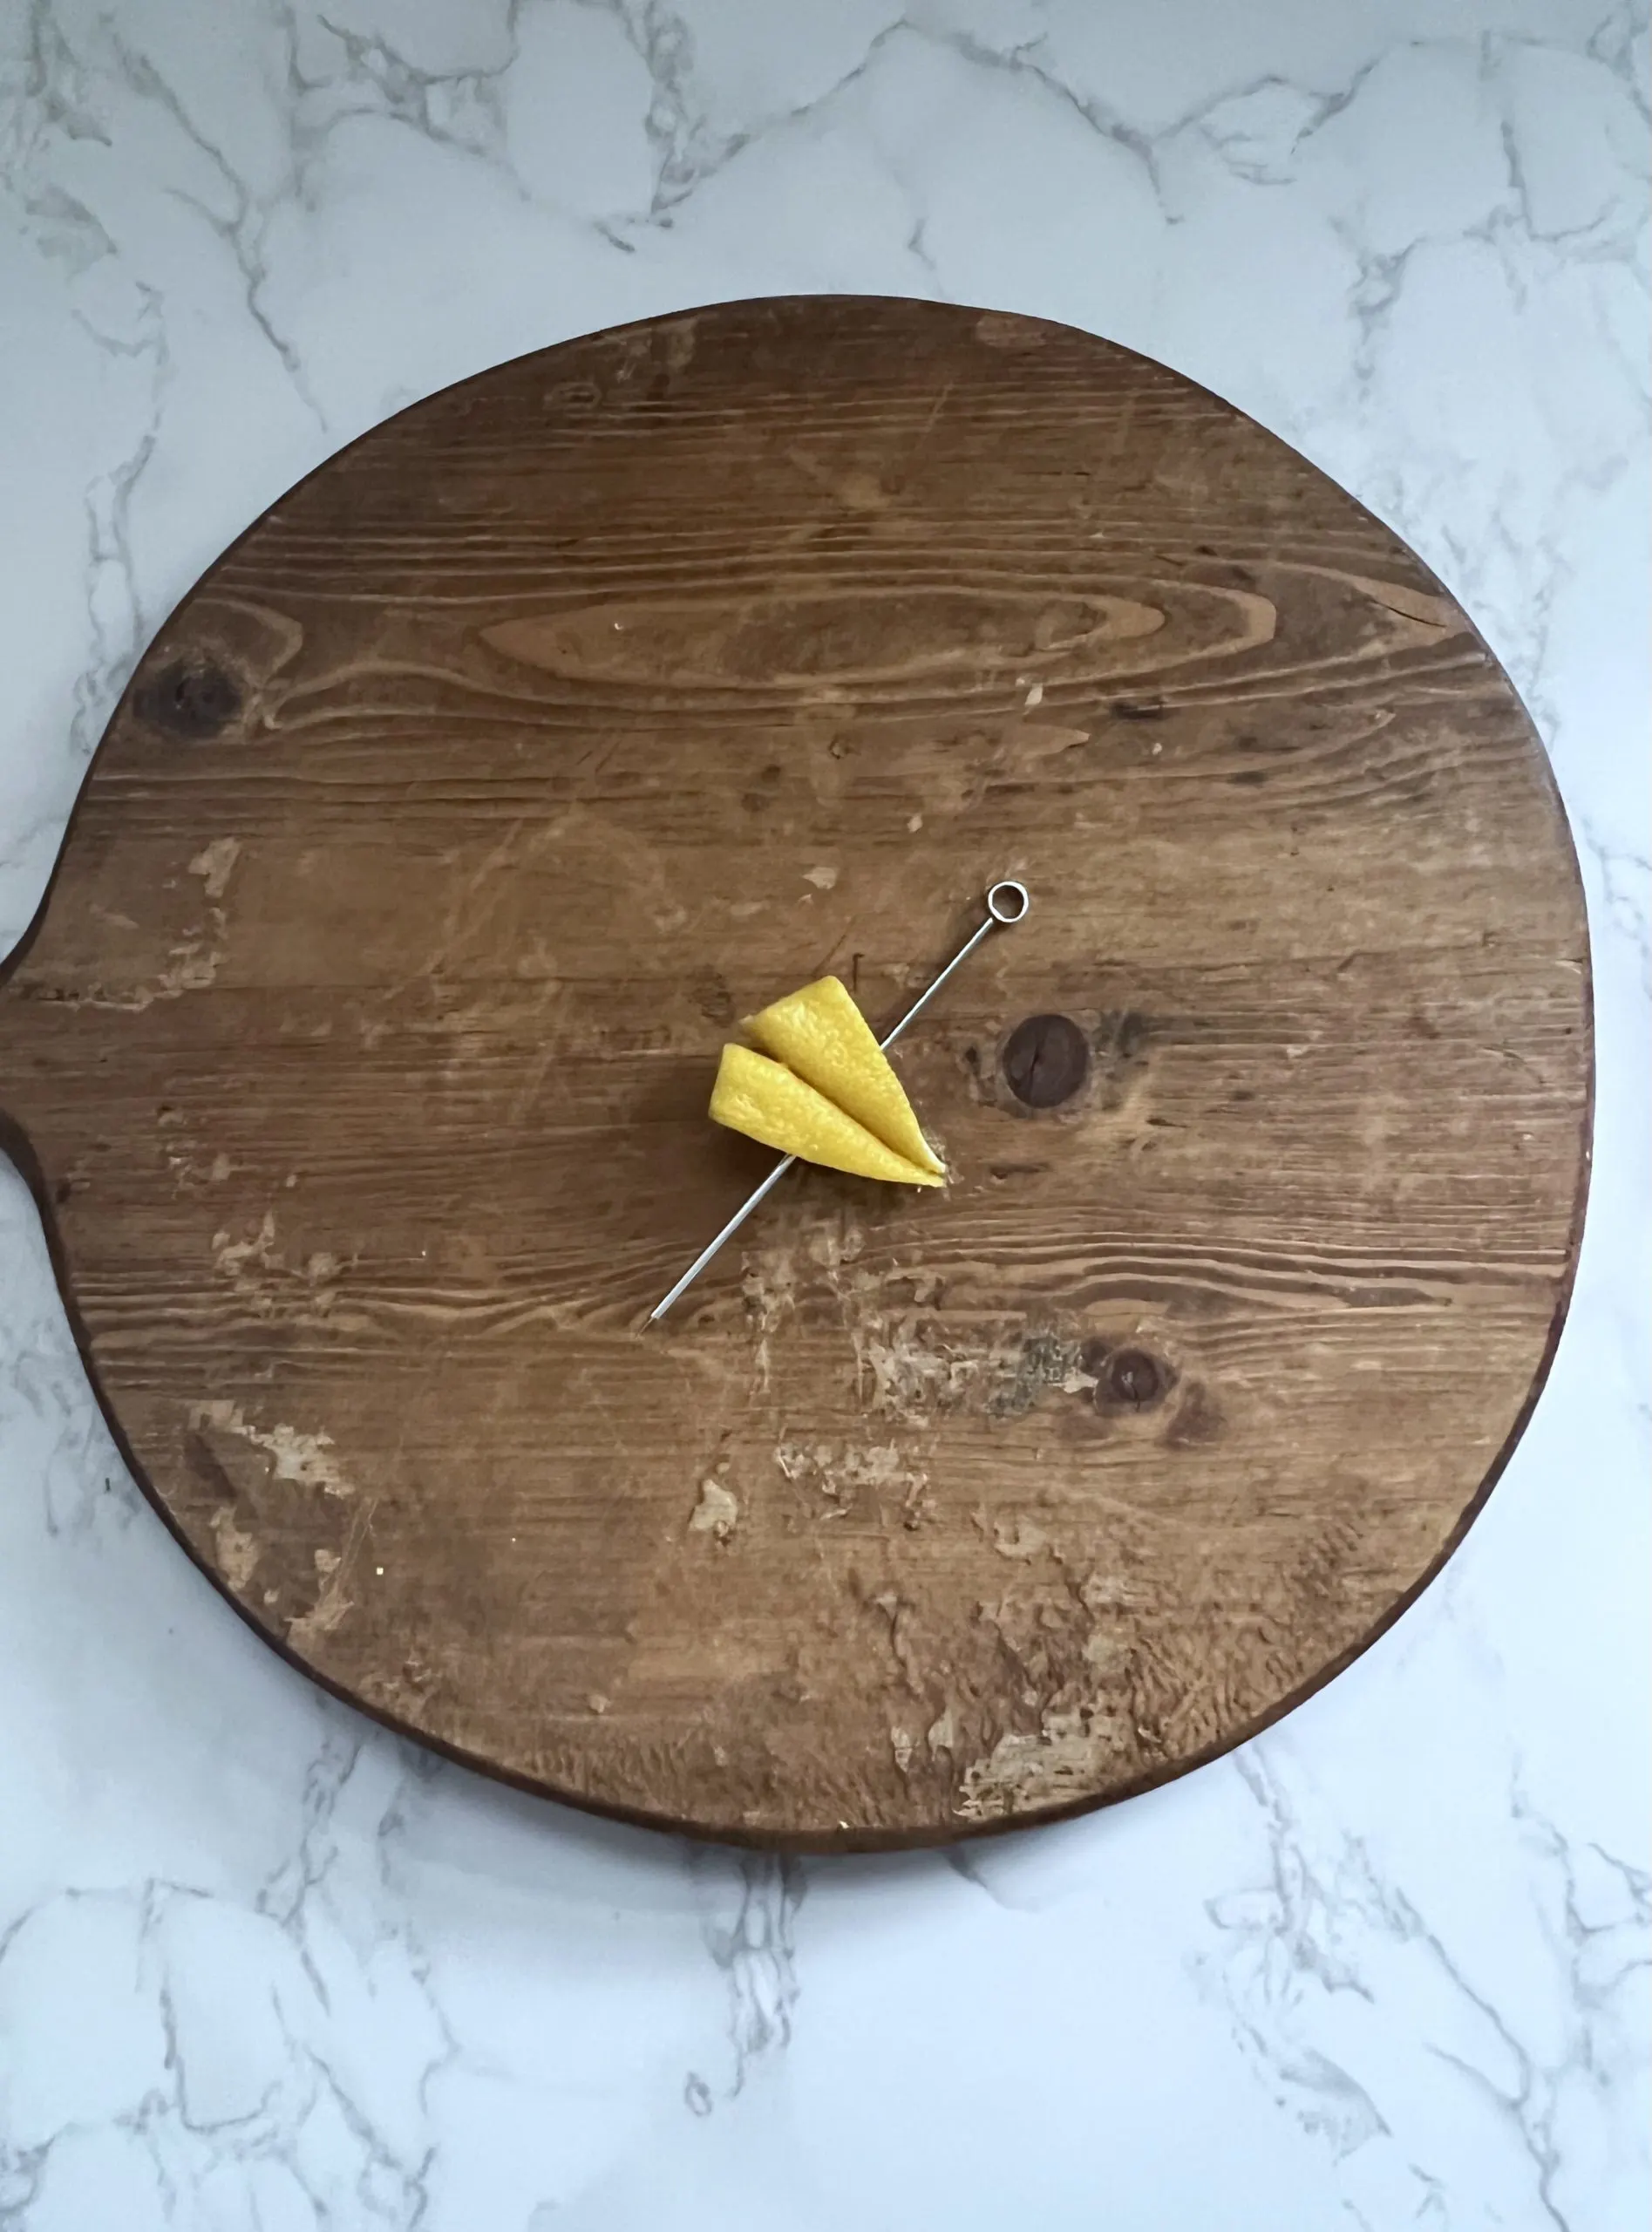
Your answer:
0;298;1589;1848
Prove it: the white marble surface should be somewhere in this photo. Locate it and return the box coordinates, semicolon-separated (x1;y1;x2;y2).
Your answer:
1;2;1647;2223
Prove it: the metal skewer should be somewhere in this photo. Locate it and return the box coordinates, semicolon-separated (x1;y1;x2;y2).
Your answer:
649;878;1030;1323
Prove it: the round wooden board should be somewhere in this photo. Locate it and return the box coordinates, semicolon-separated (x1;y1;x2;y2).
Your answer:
0;299;1589;1849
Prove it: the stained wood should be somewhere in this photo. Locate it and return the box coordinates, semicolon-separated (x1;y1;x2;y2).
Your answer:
0;299;1589;1848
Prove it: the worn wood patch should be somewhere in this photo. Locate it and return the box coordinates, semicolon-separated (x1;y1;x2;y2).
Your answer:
0;298;1589;1848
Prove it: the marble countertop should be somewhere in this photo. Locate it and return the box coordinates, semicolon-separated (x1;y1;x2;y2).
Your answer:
1;3;1646;2226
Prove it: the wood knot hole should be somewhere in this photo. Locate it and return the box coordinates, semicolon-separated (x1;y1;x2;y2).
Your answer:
136;658;242;740
1104;1348;1169;1409
1084;1342;1173;1413
1002;1014;1089;1108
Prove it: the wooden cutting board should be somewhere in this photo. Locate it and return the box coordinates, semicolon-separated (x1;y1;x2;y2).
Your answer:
0;299;1589;1849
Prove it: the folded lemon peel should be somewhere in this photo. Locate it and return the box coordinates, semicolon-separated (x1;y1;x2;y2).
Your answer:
709;976;944;1187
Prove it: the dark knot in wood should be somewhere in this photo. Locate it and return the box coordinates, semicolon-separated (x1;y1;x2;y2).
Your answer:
136;658;242;740
1002;1014;1089;1107
1083;1340;1174;1412
1103;1347;1170;1408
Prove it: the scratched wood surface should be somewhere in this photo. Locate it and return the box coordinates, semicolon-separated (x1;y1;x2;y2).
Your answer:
0;299;1589;1848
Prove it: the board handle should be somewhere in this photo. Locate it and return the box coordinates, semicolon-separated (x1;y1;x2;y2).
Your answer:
0;952;64;1205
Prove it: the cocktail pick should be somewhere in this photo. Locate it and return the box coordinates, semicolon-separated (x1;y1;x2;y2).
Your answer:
649;879;1030;1322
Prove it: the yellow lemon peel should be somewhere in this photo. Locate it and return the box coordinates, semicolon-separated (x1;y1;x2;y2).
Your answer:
710;1044;942;1186
744;976;944;1176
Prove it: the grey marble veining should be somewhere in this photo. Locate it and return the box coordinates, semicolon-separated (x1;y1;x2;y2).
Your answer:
1;3;1647;2225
